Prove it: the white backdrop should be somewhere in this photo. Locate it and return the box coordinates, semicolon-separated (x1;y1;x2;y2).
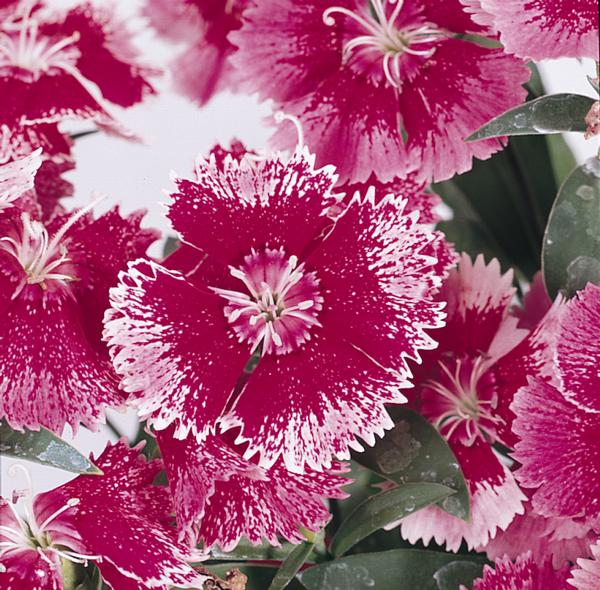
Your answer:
1;0;597;499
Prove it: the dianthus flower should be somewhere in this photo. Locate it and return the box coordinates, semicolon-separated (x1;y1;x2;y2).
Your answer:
460;0;600;60
230;0;529;183
0;441;211;590
0;0;156;146
144;0;248;105
0;162;159;432
464;553;571;590
512;283;600;529
104;144;454;473
397;255;563;551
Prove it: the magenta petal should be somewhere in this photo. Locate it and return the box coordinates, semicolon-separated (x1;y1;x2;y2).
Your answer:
223;332;404;472
35;441;205;589
62;206;159;349
435;254;518;357
480;0;600;60
479;505;597;570
270;69;413;184
0;288;121;432
229;0;343;104
555;283;600;413
159;430;348;550
0;150;42;209
307;194;451;378
399;38;529;182
166;149;337;265
512;379;600;526
0;546;62;590
400;438;526;551
570;540;600;590
513;272;552;331
104;259;249;439
52;4;156;107
468;553;571;590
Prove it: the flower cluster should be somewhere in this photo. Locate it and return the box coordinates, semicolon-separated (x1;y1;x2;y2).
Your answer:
0;0;598;589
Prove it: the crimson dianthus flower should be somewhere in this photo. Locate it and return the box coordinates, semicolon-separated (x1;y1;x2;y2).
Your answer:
460;0;600;60
144;0;248;105
464;553;571;590
0;0;156;148
0;164;159;433
0;441;211;590
229;0;529;183
512;282;600;529
396;254;564;551
104;145;455;474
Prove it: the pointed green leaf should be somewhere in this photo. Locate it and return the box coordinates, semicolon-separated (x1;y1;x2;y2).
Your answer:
329;482;455;557
353;409;470;521
543;157;600;298
298;549;485;590
467;94;595;141
0;421;100;474
268;540;315;590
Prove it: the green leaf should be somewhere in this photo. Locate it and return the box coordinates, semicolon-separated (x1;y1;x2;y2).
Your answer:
163;236;179;257
329;483;455;557
546;134;578;187
435;134;562;280
0;421;101;474
268;540;315;590
209;540;302;563
354;409;470;521
467;94;595;141
298;549;485;590
542;157;600;299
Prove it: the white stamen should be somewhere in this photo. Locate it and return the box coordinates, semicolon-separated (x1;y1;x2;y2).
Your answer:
0;194;105;293
322;0;444;88
38;498;79;532
274;112;305;150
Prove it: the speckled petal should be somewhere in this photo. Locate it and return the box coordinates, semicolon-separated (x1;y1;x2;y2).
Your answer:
512;379;600;526
166;148;337;265
104;259;249;440
555;283;600;413
478;0;600;60
158;430;349;550
34;441;207;589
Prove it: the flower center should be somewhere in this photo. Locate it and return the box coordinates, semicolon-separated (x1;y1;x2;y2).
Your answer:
422;356;504;446
0;197;103;296
323;0;444;88
212;247;323;355
0;0;80;80
0;465;99;568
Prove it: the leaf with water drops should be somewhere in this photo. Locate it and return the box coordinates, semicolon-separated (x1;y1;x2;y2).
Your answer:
353;409;470;521
298;549;485;590
329;483;455;557
543;157;600;299
0;420;101;474
467;94;595;140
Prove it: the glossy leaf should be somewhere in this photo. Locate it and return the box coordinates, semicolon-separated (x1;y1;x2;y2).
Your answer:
0;421;101;474
543;157;600;299
467;94;595;140
353;409;470;521
298;549;485;590
268;540;315;590
436;135;562;280
329;483;455;557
